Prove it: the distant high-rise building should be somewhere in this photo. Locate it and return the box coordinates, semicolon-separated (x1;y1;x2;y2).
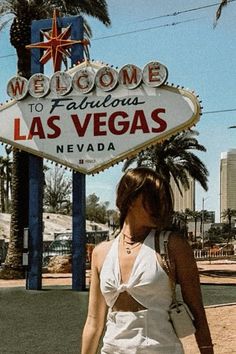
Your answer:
170;175;195;212
220;149;236;221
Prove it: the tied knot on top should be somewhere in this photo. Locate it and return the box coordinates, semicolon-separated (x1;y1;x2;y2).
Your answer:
117;283;128;293
103;279;128;294
104;279;130;294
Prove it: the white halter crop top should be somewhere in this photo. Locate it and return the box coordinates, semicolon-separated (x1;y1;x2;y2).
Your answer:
100;229;172;311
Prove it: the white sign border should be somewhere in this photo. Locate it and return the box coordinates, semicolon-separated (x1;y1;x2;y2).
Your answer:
0;84;201;174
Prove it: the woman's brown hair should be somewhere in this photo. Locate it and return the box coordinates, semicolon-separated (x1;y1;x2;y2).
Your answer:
116;167;173;230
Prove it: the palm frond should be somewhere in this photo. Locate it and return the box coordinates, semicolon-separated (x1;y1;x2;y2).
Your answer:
122;129;209;193
48;0;111;26
0;1;11;16
216;0;229;21
83;18;92;38
0;18;12;31
0;0;111;28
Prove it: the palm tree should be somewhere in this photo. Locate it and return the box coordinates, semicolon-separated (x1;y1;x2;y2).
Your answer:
172;209;190;238
0;154;12;213
1;1;110;75
216;0;229;22
4;145;12;212
0;0;110;278
221;208;236;242
0;157;6;212
123;130;209;195
186;210;202;242
199;208;213;247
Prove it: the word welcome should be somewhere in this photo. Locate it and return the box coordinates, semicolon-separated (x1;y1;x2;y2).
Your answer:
7;61;168;100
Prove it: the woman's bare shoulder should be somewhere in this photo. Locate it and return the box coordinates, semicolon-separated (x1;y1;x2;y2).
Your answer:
168;232;191;250
93;239;114;255
168;231;196;266
92;238;116;271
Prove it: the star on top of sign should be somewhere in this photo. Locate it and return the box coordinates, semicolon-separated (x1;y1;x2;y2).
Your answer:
26;9;89;72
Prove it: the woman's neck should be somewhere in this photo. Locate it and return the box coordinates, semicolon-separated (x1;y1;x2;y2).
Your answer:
121;222;151;243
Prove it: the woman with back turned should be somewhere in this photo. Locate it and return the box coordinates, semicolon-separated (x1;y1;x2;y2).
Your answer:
81;167;214;354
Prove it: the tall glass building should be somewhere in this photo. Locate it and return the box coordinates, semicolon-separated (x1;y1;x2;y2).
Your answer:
220;149;236;221
170;175;195;212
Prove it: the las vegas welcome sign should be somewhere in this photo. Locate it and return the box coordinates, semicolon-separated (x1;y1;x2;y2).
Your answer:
1;60;201;174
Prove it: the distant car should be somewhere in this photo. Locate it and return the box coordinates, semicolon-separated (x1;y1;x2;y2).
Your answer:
42;230;109;266
43;239;72;266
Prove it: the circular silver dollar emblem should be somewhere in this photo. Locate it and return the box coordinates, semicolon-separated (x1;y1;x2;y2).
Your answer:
7;76;28;100
50;71;72;96
142;61;168;87
118;64;142;89
95;66;118;92
72;67;95;94
28;73;50;98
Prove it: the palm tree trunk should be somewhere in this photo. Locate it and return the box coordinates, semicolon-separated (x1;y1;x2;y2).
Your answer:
0;175;5;213
194;219;197;242
228;215;232;244
0;149;29;279
6;163;10;212
0;41;31;278
5;146;12;212
15;46;31;77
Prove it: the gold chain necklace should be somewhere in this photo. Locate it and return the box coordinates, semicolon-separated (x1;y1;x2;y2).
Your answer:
122;234;141;255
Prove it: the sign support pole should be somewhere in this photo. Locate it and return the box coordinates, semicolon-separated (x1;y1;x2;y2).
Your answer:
26;18;44;290
69;17;86;291
26;15;84;290
27;155;44;289
72;172;86;290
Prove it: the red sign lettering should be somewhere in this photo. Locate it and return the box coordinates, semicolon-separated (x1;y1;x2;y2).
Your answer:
71;113;91;137
151;108;167;132
28;117;46;139
130;110;150;134
14;116;61;140
47;116;61;139
14;118;26;140
108;111;129;135
149;63;160;83
94;113;107;136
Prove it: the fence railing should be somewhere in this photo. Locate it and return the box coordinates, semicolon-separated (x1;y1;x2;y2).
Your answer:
42;231;109;262
54;230;109;244
0;230;110;265
194;249;234;259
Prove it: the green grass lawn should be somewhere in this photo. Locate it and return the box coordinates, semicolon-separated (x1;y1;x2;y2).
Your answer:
176;284;236;306
0;287;88;353
0;284;235;353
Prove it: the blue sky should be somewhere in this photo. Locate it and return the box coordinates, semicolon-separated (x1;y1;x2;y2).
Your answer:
1;0;236;221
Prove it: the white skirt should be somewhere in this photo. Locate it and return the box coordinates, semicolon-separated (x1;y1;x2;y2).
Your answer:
100;309;184;354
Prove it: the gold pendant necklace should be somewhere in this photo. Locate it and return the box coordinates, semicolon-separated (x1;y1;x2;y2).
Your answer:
124;243;141;254
122;234;141;254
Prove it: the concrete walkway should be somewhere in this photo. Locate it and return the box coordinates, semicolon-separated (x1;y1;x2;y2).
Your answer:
0;271;91;288
0;260;235;288
197;259;236;284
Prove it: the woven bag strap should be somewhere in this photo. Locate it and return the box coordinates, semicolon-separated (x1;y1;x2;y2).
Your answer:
159;230;178;304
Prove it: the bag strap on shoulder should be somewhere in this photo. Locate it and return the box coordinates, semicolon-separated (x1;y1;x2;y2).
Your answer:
159;231;180;306
159;230;177;286
159;230;171;257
